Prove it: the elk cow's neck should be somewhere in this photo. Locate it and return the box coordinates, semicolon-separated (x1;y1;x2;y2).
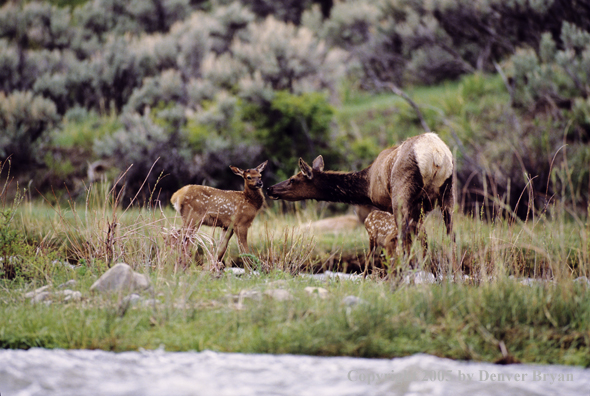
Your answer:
314;168;372;206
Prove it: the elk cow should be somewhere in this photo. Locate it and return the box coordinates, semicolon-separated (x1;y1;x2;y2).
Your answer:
267;133;456;270
171;161;268;262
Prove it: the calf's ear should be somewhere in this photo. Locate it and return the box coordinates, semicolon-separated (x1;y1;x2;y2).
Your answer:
230;166;244;177
256;160;268;173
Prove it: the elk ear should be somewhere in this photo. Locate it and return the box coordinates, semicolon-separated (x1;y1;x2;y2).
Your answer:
299;158;313;179
312;155;324;172
230;166;244;177
256;160;268;173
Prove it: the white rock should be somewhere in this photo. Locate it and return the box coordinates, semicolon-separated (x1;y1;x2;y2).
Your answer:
403;270;436;285
64;291;82;302
225;267;246;276
90;263;150;293
24;285;51;299
122;293;142;305
304;287;328;299
30;292;51;304
264;289;293;301
574;276;590;286
299;271;362;281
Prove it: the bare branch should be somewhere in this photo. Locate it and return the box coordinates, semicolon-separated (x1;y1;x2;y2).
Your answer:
493;61;514;106
387;82;431;132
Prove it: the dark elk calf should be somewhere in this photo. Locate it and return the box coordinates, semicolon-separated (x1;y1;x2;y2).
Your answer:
171;161;268;262
267;132;457;271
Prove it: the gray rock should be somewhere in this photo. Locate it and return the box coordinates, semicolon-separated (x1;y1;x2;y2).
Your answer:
574;276;590;286
122;293;142;306
58;279;78;289
24;285;51;299
224;267;261;277
142;299;160;307
30;292;52;304
342;295;365;307
225;267;246;276
238;290;262;301
132;272;150;290
264;289;293;301
90;263;150;293
299;271;362;281
64;291;82;302
403;271;436;285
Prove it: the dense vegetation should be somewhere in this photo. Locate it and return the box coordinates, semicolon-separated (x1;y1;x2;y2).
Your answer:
0;182;589;364
0;0;589;213
1;0;590;366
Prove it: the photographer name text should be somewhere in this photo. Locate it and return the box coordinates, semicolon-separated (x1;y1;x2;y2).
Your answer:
347;369;574;385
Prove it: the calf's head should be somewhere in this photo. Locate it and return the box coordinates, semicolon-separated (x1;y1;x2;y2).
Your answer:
230;160;268;189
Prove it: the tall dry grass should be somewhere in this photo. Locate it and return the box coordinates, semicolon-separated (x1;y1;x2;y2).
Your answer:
2;149;587;284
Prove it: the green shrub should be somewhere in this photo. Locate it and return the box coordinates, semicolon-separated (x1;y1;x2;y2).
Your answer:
124;69;186;113
181;93;263;189
509;22;590;110
52;107;121;150
246;90;336;180
92;112;193;204
0;91;59;169
0;207;28;280
321;0;380;49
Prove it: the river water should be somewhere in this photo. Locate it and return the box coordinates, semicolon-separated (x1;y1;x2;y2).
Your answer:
1;348;588;396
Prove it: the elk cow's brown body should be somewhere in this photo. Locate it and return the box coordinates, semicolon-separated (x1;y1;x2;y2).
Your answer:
171;161;267;262
267;133;455;266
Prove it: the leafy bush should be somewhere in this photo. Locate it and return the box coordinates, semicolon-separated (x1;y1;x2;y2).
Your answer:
0;91;59;169
509;23;590;129
124;69;186;113
0;39;19;92
93;112;194;204
245;90;336;180
231;16;346;94
328;0;590;89
52;107;121;150
240;0;313;24
0;1;72;50
321;0;380;49
0;207;30;280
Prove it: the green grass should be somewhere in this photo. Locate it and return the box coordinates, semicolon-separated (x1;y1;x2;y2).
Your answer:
334;73;511;168
1;269;589;366
1;191;589;366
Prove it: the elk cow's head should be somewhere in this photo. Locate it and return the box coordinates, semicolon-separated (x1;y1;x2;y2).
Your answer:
267;156;325;201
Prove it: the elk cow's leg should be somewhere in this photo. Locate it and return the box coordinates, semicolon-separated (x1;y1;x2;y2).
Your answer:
390;150;424;255
440;175;455;238
391;184;422;255
439;175;459;274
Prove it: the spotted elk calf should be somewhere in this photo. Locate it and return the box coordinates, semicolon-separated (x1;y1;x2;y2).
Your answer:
364;210;398;264
171;161;268;263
